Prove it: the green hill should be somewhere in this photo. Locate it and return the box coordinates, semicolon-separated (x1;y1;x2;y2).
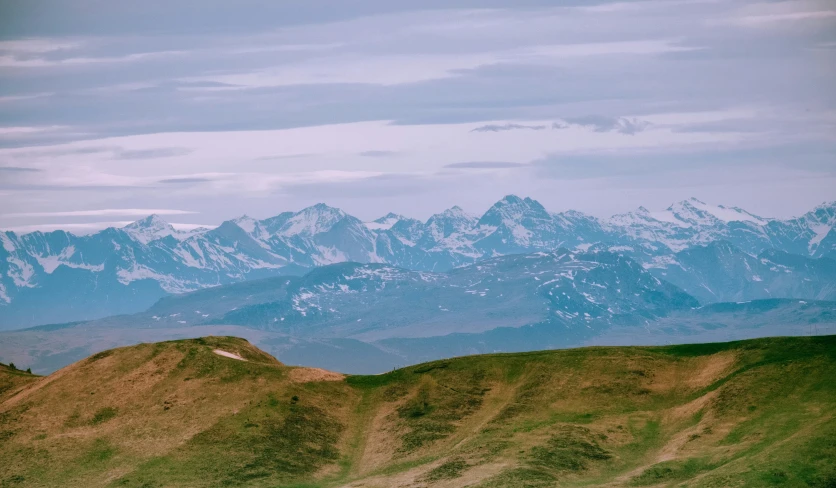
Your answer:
1;336;834;487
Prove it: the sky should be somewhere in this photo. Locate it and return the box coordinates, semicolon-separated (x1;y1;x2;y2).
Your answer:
0;0;835;233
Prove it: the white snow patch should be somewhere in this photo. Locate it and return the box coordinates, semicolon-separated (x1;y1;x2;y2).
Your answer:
649;210;687;225
6;256;36;287
116;265;197;293
0;282;9;303
313;246;348;265
233;216;257;234
0;234;15;253
643;255;680;269
33;246;104;274
365;215;401;230
809;224;831;251
214;349;246;361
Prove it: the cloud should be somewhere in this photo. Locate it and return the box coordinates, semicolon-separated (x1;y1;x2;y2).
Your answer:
0;0;833;221
557;116;651;135
0;221;136;234
0;126;68;136
0;50;187;68
1;209;198;218
281;173;433;199
0;39;84;54
113;147;193;160
471;123;547;132
0;166;41;172
729;10;836;27
444;161;524;169
157;177;213;184
253;153;315;161
469;117;652;135
359;150;398;157
0;221;214;235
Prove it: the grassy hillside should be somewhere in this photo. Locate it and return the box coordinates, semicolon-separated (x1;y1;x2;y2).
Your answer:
1;335;834;487
0;362;38;404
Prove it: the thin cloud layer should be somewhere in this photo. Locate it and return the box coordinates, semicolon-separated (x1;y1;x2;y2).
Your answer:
0;0;834;229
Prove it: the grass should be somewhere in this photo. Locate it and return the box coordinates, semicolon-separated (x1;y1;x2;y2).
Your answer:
0;335;834;487
420;458;469;482
476;467;557;487
629;458;717;485
527;425;613;473
90;407;118;425
395;369;490;453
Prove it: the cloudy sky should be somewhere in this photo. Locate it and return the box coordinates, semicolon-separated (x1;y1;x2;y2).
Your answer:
0;0;835;233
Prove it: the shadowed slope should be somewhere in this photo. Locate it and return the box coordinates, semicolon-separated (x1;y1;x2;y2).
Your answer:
1;336;834;487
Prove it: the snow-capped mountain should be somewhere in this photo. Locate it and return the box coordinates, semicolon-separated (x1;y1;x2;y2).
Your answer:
67;250;701;341
1;196;835;328
123;215;208;244
364;213;405;231
648;241;836;303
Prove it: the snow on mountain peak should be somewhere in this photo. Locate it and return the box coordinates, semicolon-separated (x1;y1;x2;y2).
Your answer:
806;201;836;226
424;206;478;242
439;205;470;217
375;212;403;223
232;215;258;234
499;194;524;205
128;214;170;228
124;214;177;244
477;195;553;246
666;198;767;226
278;203;347;237
366;212;404;231
427;206;475;224
482;195;547;218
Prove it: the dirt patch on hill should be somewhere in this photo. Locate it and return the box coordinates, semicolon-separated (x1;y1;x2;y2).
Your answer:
289;367;345;383
685;351;738;389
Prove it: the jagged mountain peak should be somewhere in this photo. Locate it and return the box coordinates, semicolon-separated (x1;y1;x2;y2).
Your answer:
426;206;476;225
421;206;478;244
366;212;405;231
123;214;178;244
435;205;472;218
493;194;543;208
665;198;766;226
499;194;524;204
277;203;348;237
480;195;548;220
230;215;269;239
126;214;171;229
558;208;593;218
805;201;836;226
374;212;404;223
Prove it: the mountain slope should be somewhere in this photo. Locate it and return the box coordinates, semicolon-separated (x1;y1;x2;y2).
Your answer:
649;241;836;303
1;335;834;487
201;250;700;339
0;362;37;403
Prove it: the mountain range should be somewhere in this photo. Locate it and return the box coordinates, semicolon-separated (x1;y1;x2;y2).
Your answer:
2;249;834;375
2;196;835;328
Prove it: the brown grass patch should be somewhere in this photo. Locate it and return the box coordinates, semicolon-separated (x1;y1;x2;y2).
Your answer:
289;367;345;383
